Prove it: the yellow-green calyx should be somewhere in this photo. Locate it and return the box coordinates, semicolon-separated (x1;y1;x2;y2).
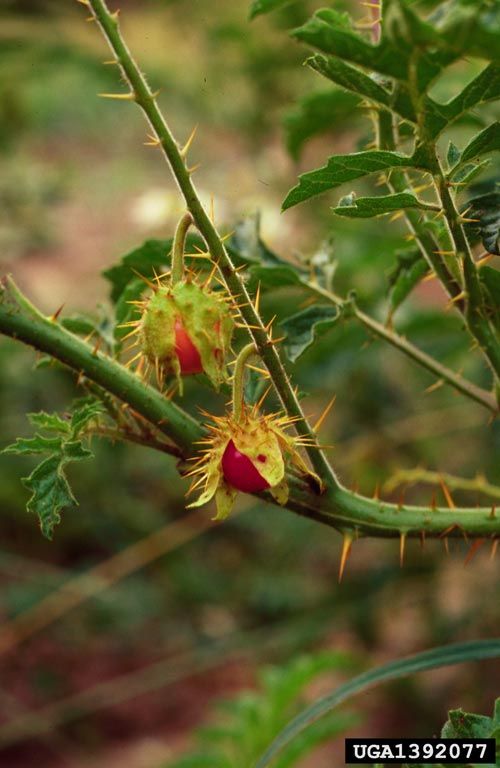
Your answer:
139;278;234;392
187;408;320;520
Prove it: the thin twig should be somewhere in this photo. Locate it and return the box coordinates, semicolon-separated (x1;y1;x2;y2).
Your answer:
84;0;338;488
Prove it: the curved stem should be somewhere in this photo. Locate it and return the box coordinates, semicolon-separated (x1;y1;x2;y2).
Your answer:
171;211;193;285
84;0;339;489
0;277;498;540
304;280;498;415
0;277;202;456
232;343;257;422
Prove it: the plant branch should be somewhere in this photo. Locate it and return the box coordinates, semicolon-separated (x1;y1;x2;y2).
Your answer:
433;156;500;381
303;280;498;414
0;276;202;456
384;467;500;501
84;0;337;488
0;276;498;539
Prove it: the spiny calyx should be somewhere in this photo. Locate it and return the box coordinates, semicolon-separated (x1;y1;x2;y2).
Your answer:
187;408;320;520
138;278;234;391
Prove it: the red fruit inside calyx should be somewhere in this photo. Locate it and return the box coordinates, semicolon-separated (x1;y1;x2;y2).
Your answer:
174;317;203;374
221;440;270;493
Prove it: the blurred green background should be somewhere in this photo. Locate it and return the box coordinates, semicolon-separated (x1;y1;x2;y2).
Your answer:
0;1;498;766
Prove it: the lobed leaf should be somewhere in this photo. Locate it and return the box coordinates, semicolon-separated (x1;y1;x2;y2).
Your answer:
282;150;420;210
22;454;77;540
332;192;438;219
280;305;339;362
2;435;63;456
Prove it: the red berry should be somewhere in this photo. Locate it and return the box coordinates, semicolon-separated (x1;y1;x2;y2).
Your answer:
174;317;203;375
221;440;270;493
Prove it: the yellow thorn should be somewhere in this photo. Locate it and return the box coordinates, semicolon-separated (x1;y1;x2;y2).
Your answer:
180;124;198;158
210;194;215;224
433;249;456;256
313;395;336;434
446;291;467;309
254;282;261;315
422;271;437;283
476;253;493;268
98;92;135;100
399;532;406;567
187;163;201;175
77;0;90;5
50;304;65;322
424;378;444;395
132;269;157;291
338;533;353;583
439;476;455;509
388;210;404;222
464;539;485;566
125;351;143;368
443;536;449;555
144;133;161;147
372;482;380;500
491;539;498;560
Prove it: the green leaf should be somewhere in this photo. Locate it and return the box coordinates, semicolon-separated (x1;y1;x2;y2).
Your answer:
332;192;437;219
460;122;500;166
2;435;63;456
306;55;417;123
442;709;494;740
292;9;408;81
446;142;461;169
431;64;500;138
247;264;303;292
249;0;299;20
103;238;172;304
283;88;359;161
387;248;430;315
280;305;339;362
448;158;491;187
283;150;420;210
70;400;104;437
464;193;500;256
5;401;102;538
22;454;77;540
255;639;500;768
28;411;71;434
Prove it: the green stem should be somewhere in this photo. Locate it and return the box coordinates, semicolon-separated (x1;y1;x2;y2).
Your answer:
0;277;497;539
304;280;497;414
232;343;257;422
433;160;500;381
85;0;338;489
171;211;193;285
0;277;202;456
377;110;464;304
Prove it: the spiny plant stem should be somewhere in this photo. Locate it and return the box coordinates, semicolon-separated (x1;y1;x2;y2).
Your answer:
433;159;500;381
378;109;500;389
0;278;497;539
232;343;257;422
85;0;337;488
377;110;464;305
171;211;193;285
384;467;500;501
0;277;202;456
304;280;497;414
